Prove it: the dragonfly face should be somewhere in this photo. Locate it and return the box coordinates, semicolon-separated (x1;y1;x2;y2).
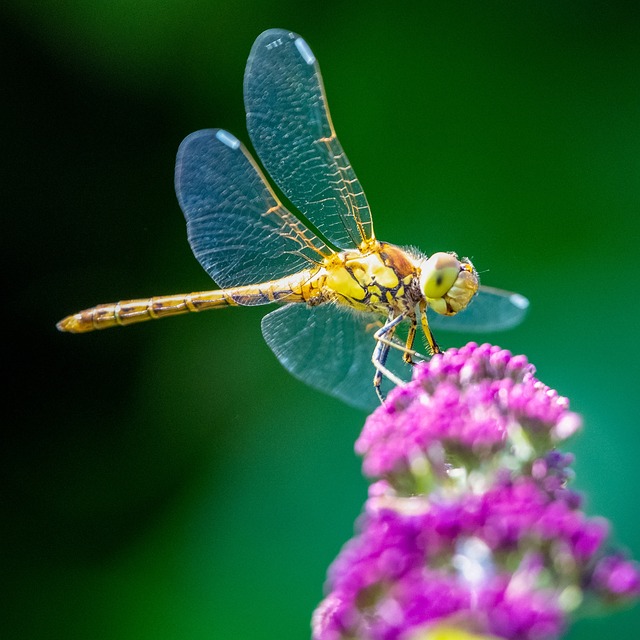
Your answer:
57;29;528;411
418;252;479;316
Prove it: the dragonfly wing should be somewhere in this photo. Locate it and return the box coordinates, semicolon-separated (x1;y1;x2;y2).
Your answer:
175;128;331;290
244;29;374;251
262;303;412;411
428;286;530;332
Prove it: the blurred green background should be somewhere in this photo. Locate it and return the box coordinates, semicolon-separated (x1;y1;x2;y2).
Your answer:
3;2;639;639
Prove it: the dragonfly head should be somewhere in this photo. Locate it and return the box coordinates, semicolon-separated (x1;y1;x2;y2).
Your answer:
419;252;479;316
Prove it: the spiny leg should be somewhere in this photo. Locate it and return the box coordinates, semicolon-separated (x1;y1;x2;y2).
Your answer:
372;314;406;403
373;314;428;365
367;318;422;356
372;338;395;404
419;299;441;355
402;315;418;364
373;314;418;358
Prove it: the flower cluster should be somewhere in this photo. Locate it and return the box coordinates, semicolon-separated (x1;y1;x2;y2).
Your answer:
313;343;639;640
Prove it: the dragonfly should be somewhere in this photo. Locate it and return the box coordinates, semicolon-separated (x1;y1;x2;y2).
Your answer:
57;28;529;411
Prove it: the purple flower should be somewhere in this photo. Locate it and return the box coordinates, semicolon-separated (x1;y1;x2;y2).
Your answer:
356;344;581;484
314;343;639;640
591;554;640;600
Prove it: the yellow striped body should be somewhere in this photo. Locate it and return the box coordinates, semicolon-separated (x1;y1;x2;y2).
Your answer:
57;270;316;333
57;241;423;334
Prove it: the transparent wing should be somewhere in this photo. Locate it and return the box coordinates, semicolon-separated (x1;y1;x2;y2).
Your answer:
262;304;413;411
175;128;332;290
428;286;530;332
244;29;374;251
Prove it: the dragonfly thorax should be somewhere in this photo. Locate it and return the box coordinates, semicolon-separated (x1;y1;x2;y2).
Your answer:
321;242;423;315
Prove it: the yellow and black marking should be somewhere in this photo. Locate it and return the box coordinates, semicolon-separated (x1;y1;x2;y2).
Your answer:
321;241;422;316
57;270;320;333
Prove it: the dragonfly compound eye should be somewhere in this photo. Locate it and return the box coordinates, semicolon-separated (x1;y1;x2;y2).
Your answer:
420;253;479;316
420;252;461;301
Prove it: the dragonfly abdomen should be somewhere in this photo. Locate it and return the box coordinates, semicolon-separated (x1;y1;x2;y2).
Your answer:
57;292;229;333
57;272;319;333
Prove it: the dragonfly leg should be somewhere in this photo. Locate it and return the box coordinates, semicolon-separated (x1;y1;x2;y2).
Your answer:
372;339;404;403
373;314;418;359
366;318;418;357
402;316;418;364
372;314;406;403
420;300;441;355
